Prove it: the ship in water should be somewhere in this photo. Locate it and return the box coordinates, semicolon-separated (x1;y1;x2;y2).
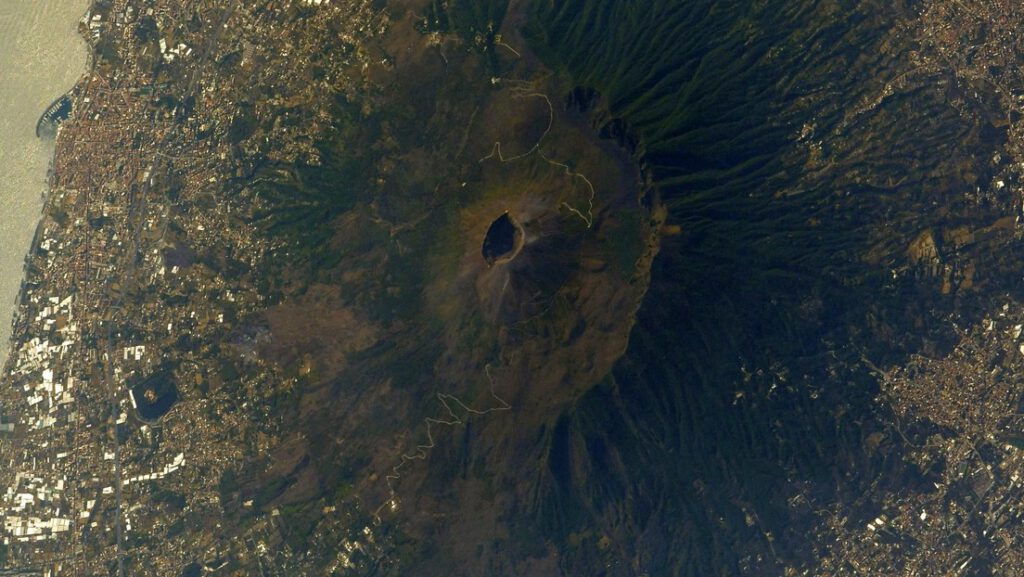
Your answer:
35;93;72;139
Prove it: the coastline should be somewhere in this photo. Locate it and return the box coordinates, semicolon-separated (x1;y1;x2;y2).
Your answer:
0;0;91;369
4;63;96;381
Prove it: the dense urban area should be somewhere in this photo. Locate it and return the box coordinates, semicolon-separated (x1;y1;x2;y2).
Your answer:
0;0;388;574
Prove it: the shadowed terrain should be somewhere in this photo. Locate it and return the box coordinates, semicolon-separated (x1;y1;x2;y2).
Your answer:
231;0;1024;574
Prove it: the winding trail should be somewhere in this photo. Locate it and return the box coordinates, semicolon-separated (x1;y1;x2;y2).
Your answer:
372;40;604;521
376;364;511;518
478;86;595;228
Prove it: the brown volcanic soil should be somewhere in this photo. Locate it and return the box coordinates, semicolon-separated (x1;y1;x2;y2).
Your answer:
262;283;381;381
248;1;663;573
